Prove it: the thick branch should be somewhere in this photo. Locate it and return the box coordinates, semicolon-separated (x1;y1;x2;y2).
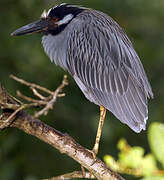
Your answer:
0;84;124;180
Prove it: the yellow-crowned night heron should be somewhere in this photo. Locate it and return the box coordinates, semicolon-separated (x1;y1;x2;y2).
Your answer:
11;3;153;155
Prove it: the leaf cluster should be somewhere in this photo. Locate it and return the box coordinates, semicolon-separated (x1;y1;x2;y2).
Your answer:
104;122;164;180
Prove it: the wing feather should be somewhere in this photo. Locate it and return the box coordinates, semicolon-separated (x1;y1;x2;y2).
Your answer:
66;10;153;132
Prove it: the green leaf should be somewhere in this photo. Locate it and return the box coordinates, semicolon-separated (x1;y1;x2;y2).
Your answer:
148;122;164;168
117;139;144;168
104;155;120;171
117;138;128;151
141;154;157;176
117;139;157;176
118;146;144;168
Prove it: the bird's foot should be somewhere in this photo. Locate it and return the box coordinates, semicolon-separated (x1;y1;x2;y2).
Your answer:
87;148;97;160
80;149;97;178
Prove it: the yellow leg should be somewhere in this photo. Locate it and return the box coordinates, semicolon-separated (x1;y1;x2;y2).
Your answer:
92;105;106;155
81;106;106;175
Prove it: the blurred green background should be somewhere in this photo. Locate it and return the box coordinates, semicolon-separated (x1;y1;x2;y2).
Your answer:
0;0;164;179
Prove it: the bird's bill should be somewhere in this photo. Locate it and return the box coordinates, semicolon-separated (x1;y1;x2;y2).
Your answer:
11;19;50;36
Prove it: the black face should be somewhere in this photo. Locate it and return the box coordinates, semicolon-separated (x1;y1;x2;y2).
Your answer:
49;4;84;20
46;4;84;35
11;4;84;37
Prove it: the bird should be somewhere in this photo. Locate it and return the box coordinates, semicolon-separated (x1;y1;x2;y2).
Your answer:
11;3;153;155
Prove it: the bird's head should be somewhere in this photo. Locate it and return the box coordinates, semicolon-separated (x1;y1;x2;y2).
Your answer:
11;3;84;36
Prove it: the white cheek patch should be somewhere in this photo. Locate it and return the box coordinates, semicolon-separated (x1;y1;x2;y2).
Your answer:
57;14;74;25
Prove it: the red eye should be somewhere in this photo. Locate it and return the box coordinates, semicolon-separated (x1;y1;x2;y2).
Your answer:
52;17;59;22
50;17;59;27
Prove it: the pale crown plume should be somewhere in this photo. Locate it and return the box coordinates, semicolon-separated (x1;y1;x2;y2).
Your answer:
40;8;52;18
40;4;67;19
40;9;48;18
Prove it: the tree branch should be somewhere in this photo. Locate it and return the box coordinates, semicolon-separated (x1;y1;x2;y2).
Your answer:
0;78;125;180
42;171;95;180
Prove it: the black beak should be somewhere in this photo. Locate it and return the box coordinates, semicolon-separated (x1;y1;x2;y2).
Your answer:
11;19;51;36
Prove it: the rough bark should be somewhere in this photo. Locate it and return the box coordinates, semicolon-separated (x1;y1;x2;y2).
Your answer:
0;84;124;180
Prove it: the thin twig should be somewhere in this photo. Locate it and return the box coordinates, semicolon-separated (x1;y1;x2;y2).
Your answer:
30;87;46;100
57;93;66;97
16;90;47;105
8;94;23;104
34;75;68;118
0;101;20;110
42;171;95;180
4;105;25;125
10;74;54;95
9;75;68;118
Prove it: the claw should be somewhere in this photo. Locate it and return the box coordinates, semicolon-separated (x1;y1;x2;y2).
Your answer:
87;149;97;160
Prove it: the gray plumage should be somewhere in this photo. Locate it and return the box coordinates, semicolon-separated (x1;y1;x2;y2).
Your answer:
11;4;153;132
42;7;153;133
